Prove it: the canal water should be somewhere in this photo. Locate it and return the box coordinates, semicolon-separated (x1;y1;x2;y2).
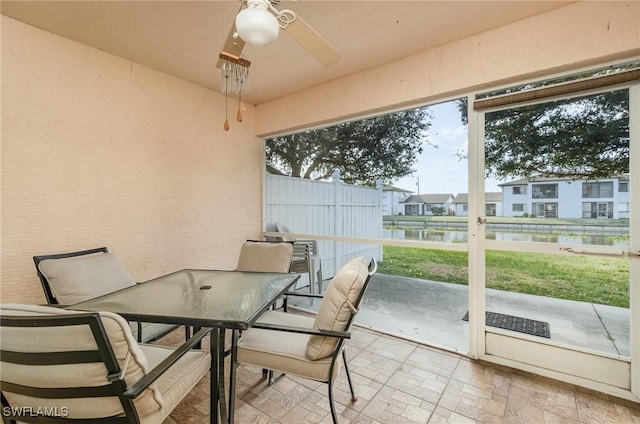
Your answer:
383;227;630;246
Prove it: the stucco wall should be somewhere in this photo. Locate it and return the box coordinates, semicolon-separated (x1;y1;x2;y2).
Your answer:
255;1;640;136
1;16;262;304
2;1;639;304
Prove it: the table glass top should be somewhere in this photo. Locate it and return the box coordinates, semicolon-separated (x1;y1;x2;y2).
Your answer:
69;270;299;328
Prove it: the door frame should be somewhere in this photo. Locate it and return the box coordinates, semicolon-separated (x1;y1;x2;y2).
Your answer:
467;76;639;402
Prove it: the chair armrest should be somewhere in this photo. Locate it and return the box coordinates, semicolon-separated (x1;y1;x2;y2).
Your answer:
251;322;350;339
122;327;211;399
293;239;317;245
283;292;324;299
292;240;318;255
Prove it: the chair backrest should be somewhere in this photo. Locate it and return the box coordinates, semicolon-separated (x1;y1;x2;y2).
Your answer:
236;240;294;273
276;224;319;258
288;243;311;274
33;247;136;305
305;256;377;360
0;303;162;423
275;223;294;242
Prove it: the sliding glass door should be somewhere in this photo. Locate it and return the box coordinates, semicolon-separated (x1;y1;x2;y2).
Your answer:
468;65;639;401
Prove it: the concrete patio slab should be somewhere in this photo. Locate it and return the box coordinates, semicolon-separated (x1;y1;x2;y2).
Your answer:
291;273;630;357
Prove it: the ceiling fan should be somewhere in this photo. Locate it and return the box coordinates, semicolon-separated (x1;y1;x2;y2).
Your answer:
216;0;341;68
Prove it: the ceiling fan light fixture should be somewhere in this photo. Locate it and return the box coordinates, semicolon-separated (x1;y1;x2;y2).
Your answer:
235;0;279;47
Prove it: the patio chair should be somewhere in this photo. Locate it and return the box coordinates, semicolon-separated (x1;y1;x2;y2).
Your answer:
236;239;295;314
236;240;294;273
275;223;324;294
33;247;181;343
237;256;377;424
0;303;211;424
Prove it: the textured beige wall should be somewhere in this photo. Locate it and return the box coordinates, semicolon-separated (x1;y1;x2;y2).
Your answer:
255;1;640;136
2;1;639;304
1;16;262;304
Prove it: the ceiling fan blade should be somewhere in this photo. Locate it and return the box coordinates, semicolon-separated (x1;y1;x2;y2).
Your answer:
283;15;341;67
216;24;246;69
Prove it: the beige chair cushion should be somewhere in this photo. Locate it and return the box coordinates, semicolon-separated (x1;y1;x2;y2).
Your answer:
237;310;339;382
305;256;368;360
137;344;211;424
38;253;136;305
37;254;177;343
236;241;293;273
0;304;210;422
0;303;161;418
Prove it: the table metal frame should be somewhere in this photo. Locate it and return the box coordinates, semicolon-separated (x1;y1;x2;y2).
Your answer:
67;269;300;424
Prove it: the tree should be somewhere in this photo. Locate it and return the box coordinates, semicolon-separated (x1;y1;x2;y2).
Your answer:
265;108;431;185
430;206;446;216
457;88;629;181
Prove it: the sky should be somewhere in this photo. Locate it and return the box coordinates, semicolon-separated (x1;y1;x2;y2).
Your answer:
394;100;503;195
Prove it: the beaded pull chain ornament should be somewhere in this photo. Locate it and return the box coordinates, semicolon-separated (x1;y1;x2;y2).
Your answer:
220;52;251;131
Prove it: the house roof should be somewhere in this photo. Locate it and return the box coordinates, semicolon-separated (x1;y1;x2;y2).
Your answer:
500;174;630;186
382;185;413;193
485;192;503;202
499;176;561;186
402;194;453;204
453;192;502;203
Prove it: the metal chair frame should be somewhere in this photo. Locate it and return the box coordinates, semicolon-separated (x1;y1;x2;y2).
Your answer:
275;224;324;294
33;246;109;305
0;312;210;424
249;258;377;424
32;247;182;343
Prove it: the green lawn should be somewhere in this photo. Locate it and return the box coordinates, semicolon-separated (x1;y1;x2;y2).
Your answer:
378;246;630;308
383;215;630;227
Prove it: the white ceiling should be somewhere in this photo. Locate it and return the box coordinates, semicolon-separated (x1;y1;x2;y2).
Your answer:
1;1;574;105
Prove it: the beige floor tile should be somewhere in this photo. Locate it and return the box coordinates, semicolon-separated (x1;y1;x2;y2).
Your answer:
156;325;640;424
452;360;513;398
504;397;580;424
431;406;478;424
576;391;640;424
405;346;460;378
506;377;580;423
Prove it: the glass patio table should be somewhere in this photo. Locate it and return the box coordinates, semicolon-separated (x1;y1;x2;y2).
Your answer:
67;269;300;424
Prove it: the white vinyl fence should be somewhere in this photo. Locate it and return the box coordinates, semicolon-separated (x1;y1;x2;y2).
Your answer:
265;171;383;283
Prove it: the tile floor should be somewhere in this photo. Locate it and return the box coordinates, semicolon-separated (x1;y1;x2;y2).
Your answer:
159;320;640;424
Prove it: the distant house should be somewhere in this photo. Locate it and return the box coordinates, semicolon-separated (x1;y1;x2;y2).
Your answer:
401;193;454;216
452;192;503;217
382;185;413;215
500;175;630;219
